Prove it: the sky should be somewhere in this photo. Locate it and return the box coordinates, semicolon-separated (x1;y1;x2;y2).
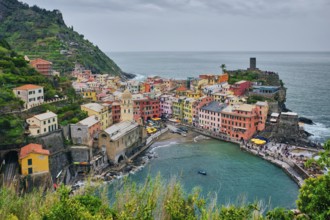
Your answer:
21;0;330;52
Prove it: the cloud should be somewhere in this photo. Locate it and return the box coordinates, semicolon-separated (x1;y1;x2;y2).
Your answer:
23;0;330;16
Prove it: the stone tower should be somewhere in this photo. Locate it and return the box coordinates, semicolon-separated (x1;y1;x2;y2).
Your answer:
121;89;133;121
249;57;257;70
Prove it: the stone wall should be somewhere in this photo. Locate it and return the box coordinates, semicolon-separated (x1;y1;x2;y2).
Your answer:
70;124;89;146
33;129;70;181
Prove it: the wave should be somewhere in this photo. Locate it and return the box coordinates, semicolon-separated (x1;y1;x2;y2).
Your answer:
133;73;146;81
304;122;330;143
194;135;210;142
149;141;178;153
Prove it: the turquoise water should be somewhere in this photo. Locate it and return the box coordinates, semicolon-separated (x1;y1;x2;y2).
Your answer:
123;138;299;209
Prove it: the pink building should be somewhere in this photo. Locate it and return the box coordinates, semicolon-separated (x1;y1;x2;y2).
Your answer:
198;101;227;132
192;96;213;126
220;102;268;141
255;101;269;131
230;80;251;96
160;95;173;117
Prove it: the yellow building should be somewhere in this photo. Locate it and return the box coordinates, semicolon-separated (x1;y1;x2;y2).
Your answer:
82;91;97;101
183;98;196;124
187;91;201;99
81;103;112;130
19;143;49;175
172;97;185;121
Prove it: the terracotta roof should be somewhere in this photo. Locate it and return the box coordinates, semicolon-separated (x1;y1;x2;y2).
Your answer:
176;85;187;92
30;58;52;65
13;84;43;90
19;143;50;159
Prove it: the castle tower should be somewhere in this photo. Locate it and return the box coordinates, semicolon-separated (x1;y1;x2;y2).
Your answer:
249;57;257;70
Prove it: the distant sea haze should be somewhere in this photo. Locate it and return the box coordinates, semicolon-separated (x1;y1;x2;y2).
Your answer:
108;51;330;143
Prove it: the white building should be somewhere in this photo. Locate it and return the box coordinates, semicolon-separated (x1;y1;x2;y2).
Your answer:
13;84;44;109
26;111;58;136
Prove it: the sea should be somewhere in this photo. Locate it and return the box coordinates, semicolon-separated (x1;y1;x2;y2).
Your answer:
106;51;330;209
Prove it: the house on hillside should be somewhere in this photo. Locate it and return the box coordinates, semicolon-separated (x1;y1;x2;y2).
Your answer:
30;58;53;77
13;84;44;109
26;111;58;136
19;143;50;175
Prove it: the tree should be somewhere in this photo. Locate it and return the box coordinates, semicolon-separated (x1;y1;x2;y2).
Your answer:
297;173;330;219
220;64;226;73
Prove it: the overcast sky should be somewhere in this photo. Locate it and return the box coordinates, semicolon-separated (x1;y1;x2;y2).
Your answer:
22;0;330;52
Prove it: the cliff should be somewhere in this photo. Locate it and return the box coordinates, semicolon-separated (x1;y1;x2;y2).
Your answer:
0;0;123;75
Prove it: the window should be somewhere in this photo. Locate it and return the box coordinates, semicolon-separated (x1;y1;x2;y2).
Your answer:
28;168;33;174
17;91;20;95
28;159;32;165
39;89;42;93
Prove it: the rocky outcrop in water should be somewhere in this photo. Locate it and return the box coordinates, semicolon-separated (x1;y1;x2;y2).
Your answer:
299;117;314;125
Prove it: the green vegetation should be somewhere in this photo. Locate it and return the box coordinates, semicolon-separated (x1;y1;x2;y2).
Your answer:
39;102;88;126
1;172;330;219
228;70;259;85
0;115;25;145
0;39;86;147
0;0;122;75
247;95;273;104
0;38;59;108
304;140;330;172
297;174;330;219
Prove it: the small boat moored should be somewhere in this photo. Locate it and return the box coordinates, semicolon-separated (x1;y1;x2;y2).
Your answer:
198;170;207;175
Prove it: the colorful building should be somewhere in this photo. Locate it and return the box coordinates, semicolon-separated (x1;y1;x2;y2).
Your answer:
30;58;53;76
175;85;188;97
133;96;160;122
26;111;58;136
81;103;111;129
220;103;266;141
172;97;185;121
199;101;227;132
230;80;251;96
159;95;173;117
111;102;121;123
82;90;97;101
183;98;196;124
255;101;269;131
218;73;229;83
192;96;213;126
19;143;49;175
13;84;44;109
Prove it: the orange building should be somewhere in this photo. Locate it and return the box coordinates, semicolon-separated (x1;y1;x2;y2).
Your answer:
220;102;268;141
30;58;53;76
175;85;188;96
218;73;228;83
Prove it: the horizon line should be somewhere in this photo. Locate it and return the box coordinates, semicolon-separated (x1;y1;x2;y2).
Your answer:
106;50;330;53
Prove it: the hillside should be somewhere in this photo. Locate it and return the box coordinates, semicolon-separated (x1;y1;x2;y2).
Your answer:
0;39;87;146
0;0;123;75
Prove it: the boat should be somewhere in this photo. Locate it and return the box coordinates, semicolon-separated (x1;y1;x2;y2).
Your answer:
198;170;207;175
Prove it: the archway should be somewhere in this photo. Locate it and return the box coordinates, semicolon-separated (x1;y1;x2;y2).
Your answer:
117;155;124;163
